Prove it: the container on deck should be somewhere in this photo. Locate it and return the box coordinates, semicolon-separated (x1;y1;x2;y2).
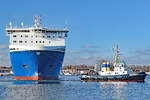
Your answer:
106;62;110;71
101;62;107;71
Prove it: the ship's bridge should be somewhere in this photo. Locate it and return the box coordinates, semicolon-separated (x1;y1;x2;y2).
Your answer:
6;27;69;35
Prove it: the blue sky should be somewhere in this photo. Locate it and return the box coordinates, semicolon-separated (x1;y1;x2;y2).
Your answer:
0;0;150;66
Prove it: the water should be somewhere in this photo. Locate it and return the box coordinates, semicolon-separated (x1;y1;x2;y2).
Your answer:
0;75;150;100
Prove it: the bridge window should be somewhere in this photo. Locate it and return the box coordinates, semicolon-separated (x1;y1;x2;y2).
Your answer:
25;41;27;43
47;36;51;38
25;35;28;38
36;41;37;43
31;41;33;43
21;35;23;37
58;36;62;38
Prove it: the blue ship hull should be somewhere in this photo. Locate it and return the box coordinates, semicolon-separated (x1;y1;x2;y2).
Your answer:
10;50;65;80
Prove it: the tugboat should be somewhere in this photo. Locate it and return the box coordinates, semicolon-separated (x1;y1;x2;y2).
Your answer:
80;45;147;82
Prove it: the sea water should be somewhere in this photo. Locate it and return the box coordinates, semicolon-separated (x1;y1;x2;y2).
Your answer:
0;75;149;100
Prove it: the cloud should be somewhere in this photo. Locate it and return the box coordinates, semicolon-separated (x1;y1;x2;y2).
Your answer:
64;45;150;66
124;55;150;65
0;45;8;49
121;47;150;65
136;48;150;56
64;54;101;65
82;44;99;49
66;44;100;56
64;44;101;65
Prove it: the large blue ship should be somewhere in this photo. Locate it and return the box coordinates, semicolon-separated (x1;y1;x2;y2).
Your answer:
6;16;69;80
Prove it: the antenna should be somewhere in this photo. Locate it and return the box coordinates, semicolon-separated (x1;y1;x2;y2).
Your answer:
9;22;12;28
21;22;24;27
34;16;41;28
64;19;68;30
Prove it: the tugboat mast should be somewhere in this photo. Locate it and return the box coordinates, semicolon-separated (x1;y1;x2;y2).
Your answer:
114;44;119;65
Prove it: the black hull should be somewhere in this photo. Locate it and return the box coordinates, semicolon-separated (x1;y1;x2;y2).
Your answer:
80;73;147;82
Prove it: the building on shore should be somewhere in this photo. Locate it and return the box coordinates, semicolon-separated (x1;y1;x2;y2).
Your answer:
0;67;13;76
62;65;95;75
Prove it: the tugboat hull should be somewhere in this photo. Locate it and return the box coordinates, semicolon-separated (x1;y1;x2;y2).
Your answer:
80;72;147;82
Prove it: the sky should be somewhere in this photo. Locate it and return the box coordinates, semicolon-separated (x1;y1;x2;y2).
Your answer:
0;0;150;66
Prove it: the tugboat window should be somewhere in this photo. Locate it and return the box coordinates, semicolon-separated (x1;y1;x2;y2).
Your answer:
47;36;51;38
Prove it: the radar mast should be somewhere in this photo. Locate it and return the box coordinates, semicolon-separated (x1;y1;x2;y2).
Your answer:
34;16;41;28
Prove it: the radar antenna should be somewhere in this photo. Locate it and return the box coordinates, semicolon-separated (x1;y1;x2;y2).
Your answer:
21;22;24;27
34;16;41;28
9;22;12;28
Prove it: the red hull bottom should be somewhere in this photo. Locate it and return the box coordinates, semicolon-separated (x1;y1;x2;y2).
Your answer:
14;76;58;80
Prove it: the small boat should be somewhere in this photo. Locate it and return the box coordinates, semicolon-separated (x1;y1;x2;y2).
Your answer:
63;72;72;75
0;69;13;76
80;45;147;82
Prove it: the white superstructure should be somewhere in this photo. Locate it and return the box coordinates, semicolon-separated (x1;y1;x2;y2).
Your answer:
99;62;129;76
6;16;69;52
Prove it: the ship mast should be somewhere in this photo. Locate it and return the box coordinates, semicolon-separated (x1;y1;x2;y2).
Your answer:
34;16;41;28
114;44;119;65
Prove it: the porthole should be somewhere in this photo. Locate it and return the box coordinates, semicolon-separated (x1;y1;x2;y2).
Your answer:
23;65;28;69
